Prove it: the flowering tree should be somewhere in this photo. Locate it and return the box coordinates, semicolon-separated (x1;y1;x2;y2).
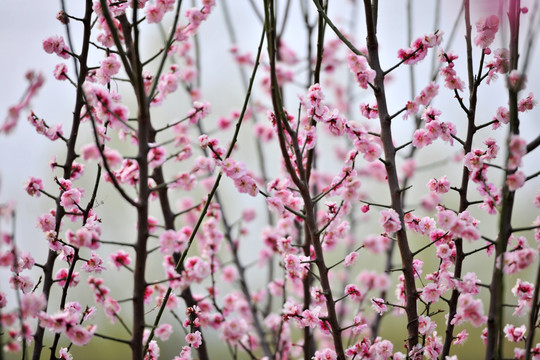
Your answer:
1;0;540;359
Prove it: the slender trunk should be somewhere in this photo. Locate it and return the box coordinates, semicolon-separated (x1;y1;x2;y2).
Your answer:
485;1;521;359
32;1;93;358
362;0;419;352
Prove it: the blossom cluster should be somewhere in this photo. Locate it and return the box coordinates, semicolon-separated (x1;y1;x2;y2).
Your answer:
1;2;539;360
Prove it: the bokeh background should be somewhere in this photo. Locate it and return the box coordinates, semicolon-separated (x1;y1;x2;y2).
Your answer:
1;0;539;358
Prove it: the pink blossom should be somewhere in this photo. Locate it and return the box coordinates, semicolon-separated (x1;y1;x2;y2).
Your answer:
145;340;160;360
504;324;526;342
372;339;393;359
301;306;322;328
453;293;487;327
494;106;510;125
417;217;436;235
185;330;202;348
103;297;120;323
65;324;96;346
24;177;43;197
221;265;238;283
421;106;441;122
145;4;165;24
175;346;192;360
307;83;324;107
186;101;211;124
155;323;173;341
398;31;442;65
10;275;33;294
21;293;46;319
148;146;167;168
220;318;248;343
81;252;106;273
463;150;484;171
418;315;437;335
379;209;401;233
0;292;6;308
55;268;80;288
401;158;416;178
518;92;536;112
345;284;363;302
424;332;443;359
416;82;439;106
363;235;391;254
412;129;432;148
457;272;480;294
508;70;527;91
371;297;388;315
313;349;337;360
344;251;359;266
60;188;82;211
346;53;375;89
403;100;419;120
233;175;258;197
42;35;70;58
421;283;442;303
66;227;93;248
80;143;100;161
59;348;73;360
491;47;510;69
359;102;379;119
54;63;68;80
508;135;527;170
512;279;534;303
221;158;247;179
506;171;526;191
100;54;121;77
474;15;499;48
436;243;453;260
451;329;468;345
427;176;450;194
354;138;381;162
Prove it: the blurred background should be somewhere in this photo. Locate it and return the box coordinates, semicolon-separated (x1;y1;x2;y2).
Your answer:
1;0;539;358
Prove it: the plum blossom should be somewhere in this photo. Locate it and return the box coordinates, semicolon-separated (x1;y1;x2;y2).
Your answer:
418;315;437;335
155;323;173;341
344;251;359;266
81;252;106;273
60;188;82;212
145;340;160;360
10;274;34;294
421;283;442;303
65;324;96;346
452;293;487;327
54;63;68;81
55;268;80;288
506;171;526;191
427;176;450;194
379;209;401;233
504;324;526;342
485;48;510;84
313;349;337;360
220;318;248;343
518;92;536;112
474;15;499;49
42;35;70;59
347;53;375;89
398;31;443;65
233;175;258;197
25;177;43;197
185;330;202;348
59;348;73;360
371;297;388;315
512;279;534;316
